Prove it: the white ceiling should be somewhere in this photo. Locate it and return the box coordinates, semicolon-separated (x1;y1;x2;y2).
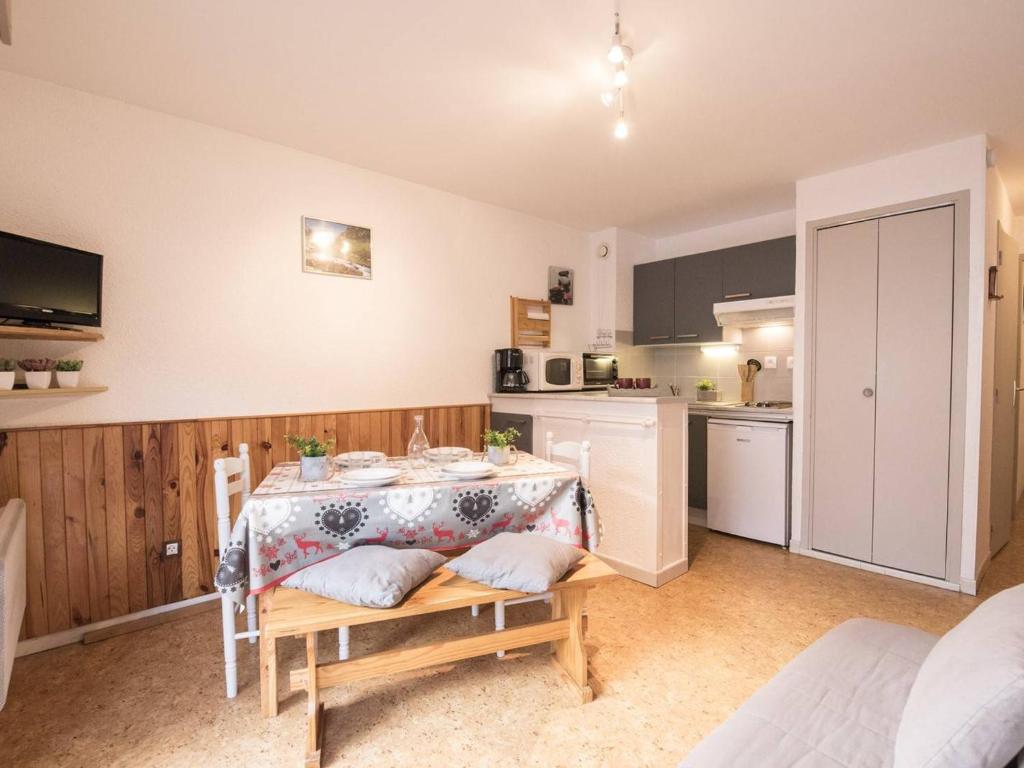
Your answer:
2;1;1023;236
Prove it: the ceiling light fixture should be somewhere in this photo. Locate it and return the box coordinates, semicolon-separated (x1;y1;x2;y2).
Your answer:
602;11;633;140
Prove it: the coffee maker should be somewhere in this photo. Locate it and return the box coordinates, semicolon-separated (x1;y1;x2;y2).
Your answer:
494;348;529;392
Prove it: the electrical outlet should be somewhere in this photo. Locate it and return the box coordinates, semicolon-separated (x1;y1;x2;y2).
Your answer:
786;356;794;370
764;355;777;369
164;540;180;558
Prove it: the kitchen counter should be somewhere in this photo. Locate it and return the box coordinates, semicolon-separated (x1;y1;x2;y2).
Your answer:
491;391;681;404
491;392;794;421
688;402;794;422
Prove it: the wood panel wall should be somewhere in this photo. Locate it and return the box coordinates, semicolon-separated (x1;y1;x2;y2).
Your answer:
0;404;490;640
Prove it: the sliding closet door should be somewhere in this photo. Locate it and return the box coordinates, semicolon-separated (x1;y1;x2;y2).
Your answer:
811;219;879;561
871;206;953;577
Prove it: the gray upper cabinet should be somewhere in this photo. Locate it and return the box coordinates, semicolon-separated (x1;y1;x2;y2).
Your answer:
633;258;675;344
720;236;796;301
633;236;795;347
673;252;723;343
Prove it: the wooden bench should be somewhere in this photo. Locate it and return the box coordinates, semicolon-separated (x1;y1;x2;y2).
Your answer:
258;553;617;767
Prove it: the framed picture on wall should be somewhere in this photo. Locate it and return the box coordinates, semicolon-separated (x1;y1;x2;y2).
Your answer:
302;216;372;279
548;266;574;305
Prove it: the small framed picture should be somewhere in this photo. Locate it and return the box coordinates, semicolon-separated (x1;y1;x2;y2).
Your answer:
302;216;372;279
548;266;574;305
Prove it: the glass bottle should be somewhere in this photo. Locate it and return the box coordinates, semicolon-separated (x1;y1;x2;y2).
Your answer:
407;415;430;468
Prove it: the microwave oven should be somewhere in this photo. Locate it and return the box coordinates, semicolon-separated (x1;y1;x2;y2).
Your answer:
522;350;583;391
582;353;618;390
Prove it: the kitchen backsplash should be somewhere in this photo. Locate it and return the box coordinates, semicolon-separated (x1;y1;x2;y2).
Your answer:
616;326;794;402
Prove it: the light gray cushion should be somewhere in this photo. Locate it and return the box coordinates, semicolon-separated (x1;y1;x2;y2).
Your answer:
446;532;584;593
680;619;938;768
282;545;445;608
894;583;1024;768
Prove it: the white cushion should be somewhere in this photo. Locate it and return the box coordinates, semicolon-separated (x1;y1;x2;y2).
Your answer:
282;545;445;608
445;532;584;593
894;583;1024;768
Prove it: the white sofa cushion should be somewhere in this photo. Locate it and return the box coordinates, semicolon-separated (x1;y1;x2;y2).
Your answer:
894;583;1024;768
680;619;938;768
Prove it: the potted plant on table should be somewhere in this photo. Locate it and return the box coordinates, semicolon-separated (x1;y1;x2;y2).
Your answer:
18;358;56;390
696;378;720;402
55;359;84;388
0;360;14;391
483;426;520;466
286;434;336;481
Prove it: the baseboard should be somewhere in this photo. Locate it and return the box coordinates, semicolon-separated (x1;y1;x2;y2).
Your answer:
16;592;220;658
687;507;707;527
596;552;688;587
961;551;993;596
793;547;961;592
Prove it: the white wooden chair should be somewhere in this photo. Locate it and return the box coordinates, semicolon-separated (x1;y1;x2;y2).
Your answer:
472;432;592;657
215;443;351;699
215;444;255;698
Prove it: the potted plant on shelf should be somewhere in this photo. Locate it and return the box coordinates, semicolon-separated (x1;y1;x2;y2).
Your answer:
696;378;720;402
18;358;55;390
0;359;14;391
483;426;520;466
286;434;336;481
55;359;84;388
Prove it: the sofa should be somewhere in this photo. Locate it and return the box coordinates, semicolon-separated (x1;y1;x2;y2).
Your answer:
680;583;1024;768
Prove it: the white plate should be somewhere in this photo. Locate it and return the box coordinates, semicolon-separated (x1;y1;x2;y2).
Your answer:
338;466;403;487
441;460;497;480
424;446;472;462
334;451;386;467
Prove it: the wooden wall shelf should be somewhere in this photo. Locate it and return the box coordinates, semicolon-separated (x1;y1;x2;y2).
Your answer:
510;296;551;348
0;386;108;399
0;325;104;342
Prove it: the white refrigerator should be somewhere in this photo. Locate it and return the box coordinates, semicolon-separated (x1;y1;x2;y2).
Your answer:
707;419;790;546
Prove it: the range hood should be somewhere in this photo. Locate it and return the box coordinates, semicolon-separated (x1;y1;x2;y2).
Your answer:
713;295;795;328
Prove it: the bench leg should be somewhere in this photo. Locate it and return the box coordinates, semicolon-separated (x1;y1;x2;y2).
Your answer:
305;632;324;768
338;626;350;660
494;600;506;658
551;587;592;703
259;595;278;718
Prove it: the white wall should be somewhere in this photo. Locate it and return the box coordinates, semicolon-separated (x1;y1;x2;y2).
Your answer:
794;135;990;588
0;72;591;429
653;210;796;262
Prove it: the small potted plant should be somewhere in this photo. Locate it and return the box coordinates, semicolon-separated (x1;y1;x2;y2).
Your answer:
55;359;84;388
483;426;520;466
696;378;720;402
286;434;335;481
18;358;56;390
0;359;14;390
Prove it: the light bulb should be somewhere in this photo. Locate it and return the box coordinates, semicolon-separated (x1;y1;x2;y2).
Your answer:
600;91;615;107
613;66;628;88
608;41;624;64
614;117;629;140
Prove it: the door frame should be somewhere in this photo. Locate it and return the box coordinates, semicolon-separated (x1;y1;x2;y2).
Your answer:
800;190;971;588
1013;251;1024;512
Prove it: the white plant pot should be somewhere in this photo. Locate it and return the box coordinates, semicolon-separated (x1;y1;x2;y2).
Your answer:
0;371;13;390
486;445;518;466
299;455;330;482
56;371;81;388
696;389;720;402
24;371;52;390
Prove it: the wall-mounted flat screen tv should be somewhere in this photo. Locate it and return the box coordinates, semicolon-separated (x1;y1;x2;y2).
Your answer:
0;231;103;327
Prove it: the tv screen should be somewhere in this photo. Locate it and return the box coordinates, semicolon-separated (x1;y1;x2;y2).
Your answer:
0;231;103;327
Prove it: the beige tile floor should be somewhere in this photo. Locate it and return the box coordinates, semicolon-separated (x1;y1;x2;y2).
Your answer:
2;520;1022;768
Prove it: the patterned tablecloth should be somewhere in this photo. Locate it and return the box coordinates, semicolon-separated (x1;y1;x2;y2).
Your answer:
215;453;600;605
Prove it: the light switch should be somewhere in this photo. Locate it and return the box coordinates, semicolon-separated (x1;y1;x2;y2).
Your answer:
764;356;777;369
786;356;794;370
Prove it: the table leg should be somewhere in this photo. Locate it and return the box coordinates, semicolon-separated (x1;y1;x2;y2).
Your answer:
305;632;323;768
551;587;592;703
259;594;278;718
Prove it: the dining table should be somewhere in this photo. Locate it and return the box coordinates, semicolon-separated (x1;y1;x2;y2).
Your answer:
215;452;600;606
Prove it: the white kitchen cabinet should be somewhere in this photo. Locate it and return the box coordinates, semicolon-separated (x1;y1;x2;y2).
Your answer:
809;205;954;579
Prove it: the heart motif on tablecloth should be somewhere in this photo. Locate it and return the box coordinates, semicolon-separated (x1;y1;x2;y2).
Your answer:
453;489;498;526
384;488;436;523
511;477;557;508
248;498;293;536
215;544;247;594
317;502;367;539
